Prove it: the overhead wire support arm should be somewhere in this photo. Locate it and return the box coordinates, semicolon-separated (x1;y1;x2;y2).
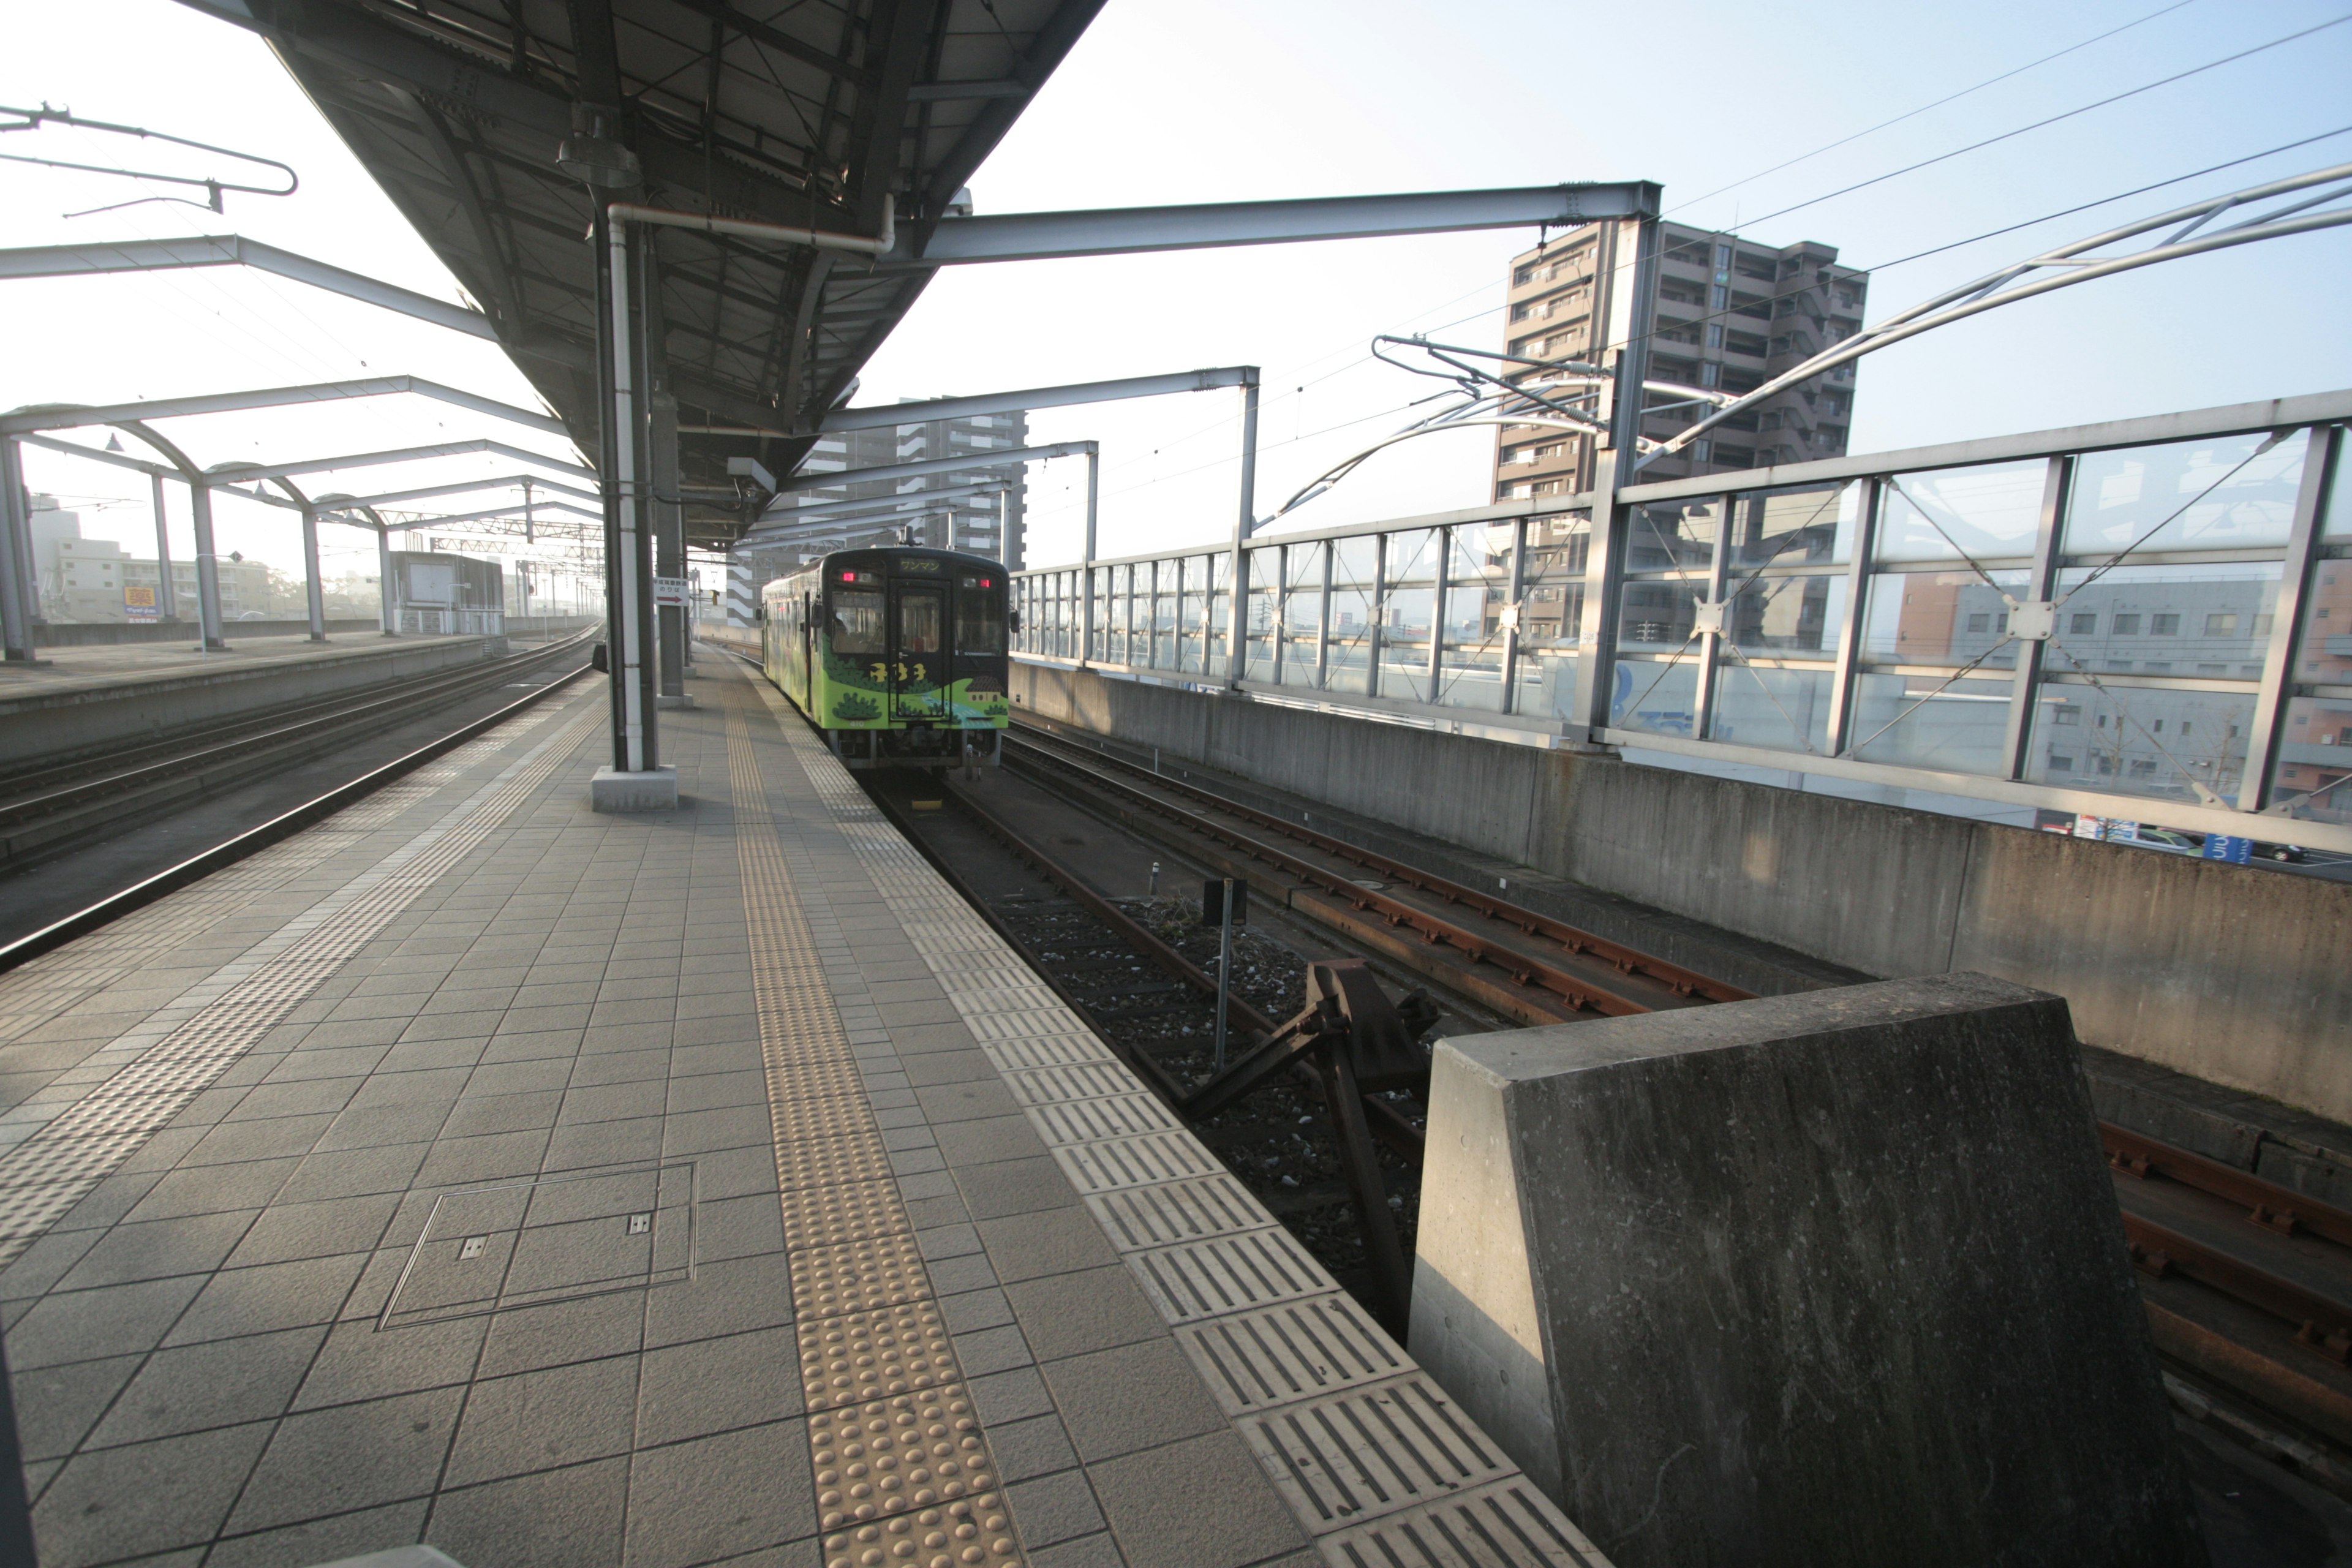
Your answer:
0;102;298;213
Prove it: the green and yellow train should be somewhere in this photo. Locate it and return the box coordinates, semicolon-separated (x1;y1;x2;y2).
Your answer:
760;546;1011;768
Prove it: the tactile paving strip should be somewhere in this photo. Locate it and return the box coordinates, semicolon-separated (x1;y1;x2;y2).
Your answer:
1175;1294;1409;1415
0;696;605;1268
1241;1376;1515;1531
742;666;1615;1566
722;700;1023;1568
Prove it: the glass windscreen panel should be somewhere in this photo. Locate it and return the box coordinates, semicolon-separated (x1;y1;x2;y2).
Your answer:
1243;547;1276;682
1207;551;1234;671
2027;685;2258;806
1611;656;1700;737
1151;560;1178;669
2267;554;2352;819
1325;534;1379;695
1875;460;2046;564
1847;673;2013;774
1861;570;2028;669
2042;562;2278;683
1706;575;1847;754
2065;429;2308;557
1626;501;1717;572
1618;579;1703;653
1511;514;1588;719
1378;529;1438;701
1436;522;1514;712
1730;482;1861;567
1281;541;1325;688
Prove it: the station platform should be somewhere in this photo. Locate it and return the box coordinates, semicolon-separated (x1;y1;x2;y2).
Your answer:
0;631;495;700
0;660;1603;1568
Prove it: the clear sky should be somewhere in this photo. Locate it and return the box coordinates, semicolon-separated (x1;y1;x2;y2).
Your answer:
3;0;2347;579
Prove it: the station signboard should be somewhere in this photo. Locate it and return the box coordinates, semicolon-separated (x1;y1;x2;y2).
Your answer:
123;584;158;622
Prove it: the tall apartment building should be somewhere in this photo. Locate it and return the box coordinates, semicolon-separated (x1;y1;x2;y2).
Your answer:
28;497;279;622
729;407;1030;624
1494;224;1869;499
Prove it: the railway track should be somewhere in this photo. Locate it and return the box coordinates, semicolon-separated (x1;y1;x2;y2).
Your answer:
0;644;595;973
0;631;592;872
982;718;2352;1487
1002;723;1748;1027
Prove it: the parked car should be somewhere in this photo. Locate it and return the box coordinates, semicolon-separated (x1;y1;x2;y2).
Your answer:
2255;842;2309;864
2129;827;2202;855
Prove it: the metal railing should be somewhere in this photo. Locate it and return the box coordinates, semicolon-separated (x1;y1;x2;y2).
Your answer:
1012;389;2352;852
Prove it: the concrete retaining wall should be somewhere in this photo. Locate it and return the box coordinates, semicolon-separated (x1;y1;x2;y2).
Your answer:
1011;662;2352;1123
1;637;499;768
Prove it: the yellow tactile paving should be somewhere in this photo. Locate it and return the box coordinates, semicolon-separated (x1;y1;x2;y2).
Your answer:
724;696;1025;1568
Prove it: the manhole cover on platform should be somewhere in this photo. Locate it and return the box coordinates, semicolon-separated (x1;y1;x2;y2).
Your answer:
379;1161;696;1329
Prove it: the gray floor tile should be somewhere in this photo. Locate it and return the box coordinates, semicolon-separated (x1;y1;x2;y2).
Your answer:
1039;1340;1228;1463
643;1251;793;1349
986;1410;1082;1485
222;1193;401;1271
412;1128;552;1189
427;1454;631;1568
1085;1431;1308;1568
440;1090;564;1139
164;1254;370;1346
276;1144;431;1205
475;1290;647;1379
967;1365;1055;1427
620;1419;815;1568
442;1356;638;1487
291;1316;487;1410
121;1158;301;1223
12;1352;140;1461
972;1209;1119;1286
914;1080;1022;1125
1003;1268;1169;1363
635;1325;801;1447
1006;1467;1109;1550
31;1419;273;1568
9;1276;206;1368
227;1387;464;1534
954;1157;1082;1222
89;1324;328;1447
51;1213;257;1297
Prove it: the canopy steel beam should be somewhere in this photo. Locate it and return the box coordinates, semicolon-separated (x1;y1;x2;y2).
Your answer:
1;377;568;439
822;366;1254;432
772;439;1093;493
211;440;594;484
372;500;603;532
0;236;497;341
343;473;603;510
891;183;1661;266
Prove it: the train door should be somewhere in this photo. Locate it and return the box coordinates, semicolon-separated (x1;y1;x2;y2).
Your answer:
892;583;946;718
800;591;813;698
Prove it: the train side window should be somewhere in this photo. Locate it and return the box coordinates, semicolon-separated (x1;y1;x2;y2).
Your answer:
831;589;884;654
954;589;1003;655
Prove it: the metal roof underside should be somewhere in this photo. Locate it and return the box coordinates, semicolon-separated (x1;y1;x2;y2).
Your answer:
178;0;1104;546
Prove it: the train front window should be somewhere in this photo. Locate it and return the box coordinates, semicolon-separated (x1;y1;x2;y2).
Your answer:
954;585;1003;656
898;590;943;657
830;589;884;655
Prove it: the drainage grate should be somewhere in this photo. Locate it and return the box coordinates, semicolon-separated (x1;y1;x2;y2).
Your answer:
1175;1292;1407;1416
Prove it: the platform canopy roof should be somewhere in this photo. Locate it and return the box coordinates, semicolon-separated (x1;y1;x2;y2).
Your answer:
179;0;1105;545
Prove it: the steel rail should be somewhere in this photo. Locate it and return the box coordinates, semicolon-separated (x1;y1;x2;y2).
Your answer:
0;633;593;845
0;657;595;975
1005;728;1742;1018
2124;1212;2352;1363
1012;722;1749;1003
2106;1123;2352;1249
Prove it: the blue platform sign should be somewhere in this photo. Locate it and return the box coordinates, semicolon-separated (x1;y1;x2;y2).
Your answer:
2204;834;2253;864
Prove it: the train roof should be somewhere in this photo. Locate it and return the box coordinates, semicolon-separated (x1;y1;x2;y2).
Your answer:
762;546;1009;595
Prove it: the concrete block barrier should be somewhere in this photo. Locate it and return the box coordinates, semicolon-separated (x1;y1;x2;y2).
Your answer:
1409;972;2205;1568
